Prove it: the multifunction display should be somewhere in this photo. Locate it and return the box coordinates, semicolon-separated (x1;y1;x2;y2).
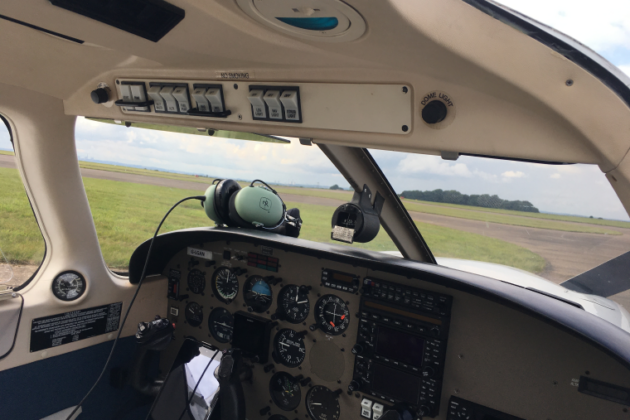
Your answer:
350;278;452;418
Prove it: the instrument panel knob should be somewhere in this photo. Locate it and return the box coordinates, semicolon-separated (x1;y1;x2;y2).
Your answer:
348;380;361;392
90;88;109;104
351;344;364;355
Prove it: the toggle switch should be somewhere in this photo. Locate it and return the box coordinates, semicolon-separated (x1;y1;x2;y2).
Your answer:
148;86;166;112
248;89;267;119
119;84;133;111
263;90;283;120
204;88;224;113
172;87;190;113
192;88;210;113
279;90;300;121
360;398;373;419
159;87;178;113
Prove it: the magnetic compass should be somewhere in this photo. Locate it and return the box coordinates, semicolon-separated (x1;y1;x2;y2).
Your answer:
52;271;86;301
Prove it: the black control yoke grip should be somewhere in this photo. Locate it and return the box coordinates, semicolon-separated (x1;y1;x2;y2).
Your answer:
217;349;246;420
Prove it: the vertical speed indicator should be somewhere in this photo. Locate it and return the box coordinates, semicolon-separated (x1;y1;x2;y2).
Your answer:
314;295;350;335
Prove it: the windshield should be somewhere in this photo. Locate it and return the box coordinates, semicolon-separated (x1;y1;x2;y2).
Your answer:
371;149;630;312
76;118;398;274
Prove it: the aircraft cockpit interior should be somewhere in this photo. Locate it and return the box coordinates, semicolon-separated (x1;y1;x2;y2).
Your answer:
0;1;629;420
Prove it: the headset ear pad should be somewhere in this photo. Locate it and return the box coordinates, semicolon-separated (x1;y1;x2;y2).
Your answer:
213;179;241;226
228;192;253;228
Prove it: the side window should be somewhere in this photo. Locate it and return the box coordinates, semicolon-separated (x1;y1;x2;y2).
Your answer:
77;118;398;275
0;118;46;287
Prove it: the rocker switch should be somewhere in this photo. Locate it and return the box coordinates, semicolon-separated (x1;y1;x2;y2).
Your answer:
248;90;267;119
204;88;224;113
279;90;300;121
159;87;178;113
172;87;190;113
130;84;149;111
192;88;210;113
148;86;166;112
263;90;283;120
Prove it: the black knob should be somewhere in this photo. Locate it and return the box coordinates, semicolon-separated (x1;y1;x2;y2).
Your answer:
430;326;440;337
333;388;343;397
309;323;319;332
90;88;109;104
348;380;361;392
351;344;364;355
259;406;271;416
421;100;447;124
300;377;311;386
421;366;435;379
263;364;274;373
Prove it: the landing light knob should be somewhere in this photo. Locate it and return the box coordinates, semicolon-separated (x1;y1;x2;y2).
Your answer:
91;88;109;104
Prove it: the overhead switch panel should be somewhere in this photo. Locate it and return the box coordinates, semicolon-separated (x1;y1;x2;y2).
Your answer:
249;86;302;123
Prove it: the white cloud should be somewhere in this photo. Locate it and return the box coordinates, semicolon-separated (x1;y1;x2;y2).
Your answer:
501;170;525;178
398;154;473;177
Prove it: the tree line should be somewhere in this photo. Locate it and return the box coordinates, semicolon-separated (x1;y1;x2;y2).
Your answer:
400;189;540;213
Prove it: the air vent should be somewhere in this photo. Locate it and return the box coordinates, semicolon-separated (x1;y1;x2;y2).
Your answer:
50;0;185;42
236;0;365;43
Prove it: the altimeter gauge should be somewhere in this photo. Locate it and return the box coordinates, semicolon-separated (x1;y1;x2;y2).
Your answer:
211;267;239;303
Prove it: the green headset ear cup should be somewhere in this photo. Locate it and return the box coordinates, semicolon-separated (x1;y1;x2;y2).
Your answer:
231;186;284;227
228;192;253;228
213;179;241;226
203;185;221;223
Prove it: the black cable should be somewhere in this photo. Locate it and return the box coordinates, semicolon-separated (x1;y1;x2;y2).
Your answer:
175;349;220;420
65;195;206;420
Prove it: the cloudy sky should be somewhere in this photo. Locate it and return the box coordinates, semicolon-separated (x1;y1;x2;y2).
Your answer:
1;0;629;220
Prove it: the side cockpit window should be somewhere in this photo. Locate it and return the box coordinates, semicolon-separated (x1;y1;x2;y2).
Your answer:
0;117;46;288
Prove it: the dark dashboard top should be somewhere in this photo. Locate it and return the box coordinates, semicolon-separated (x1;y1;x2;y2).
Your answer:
129;227;630;372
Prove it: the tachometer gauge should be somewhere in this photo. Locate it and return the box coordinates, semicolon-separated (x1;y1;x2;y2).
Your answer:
185;302;203;327
269;372;302;411
277;285;310;323
52;271;86;301
305;385;340;420
314;295;350;335
211;267;239;303
273;328;306;367
208;307;234;343
243;275;273;313
187;269;206;295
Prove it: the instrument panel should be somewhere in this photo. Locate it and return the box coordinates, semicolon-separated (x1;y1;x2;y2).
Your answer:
153;233;630;420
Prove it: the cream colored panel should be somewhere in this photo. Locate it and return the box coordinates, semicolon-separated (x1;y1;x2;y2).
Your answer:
117;79;412;135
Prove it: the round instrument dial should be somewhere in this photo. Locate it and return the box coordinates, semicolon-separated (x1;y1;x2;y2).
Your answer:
273;328;306;368
243;275;273;313
208;307;234;343
211;267;239;303
52;271;86;301
314;295;350;335
305;386;340;420
185;302;204;327
277;285;310;323
269;372;302;411
187;269;206;295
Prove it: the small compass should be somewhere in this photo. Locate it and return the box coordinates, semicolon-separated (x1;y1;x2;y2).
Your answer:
52;271;86;301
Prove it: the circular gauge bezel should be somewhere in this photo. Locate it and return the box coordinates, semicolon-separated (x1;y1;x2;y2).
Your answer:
51;271;86;301
208;307;234;343
278;285;310;324
314;294;350;336
211;267;239;303
269;371;302;411
187;269;206;295
243;275;273;313
273;328;306;368
305;385;340;420
185;302;204;327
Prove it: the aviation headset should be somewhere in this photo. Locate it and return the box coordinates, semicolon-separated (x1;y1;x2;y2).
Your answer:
203;179;302;236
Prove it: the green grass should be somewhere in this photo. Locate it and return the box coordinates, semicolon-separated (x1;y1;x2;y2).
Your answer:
402;198;630;229
0;166;545;274
0;168;45;264
0;150;14;156
401;199;621;235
